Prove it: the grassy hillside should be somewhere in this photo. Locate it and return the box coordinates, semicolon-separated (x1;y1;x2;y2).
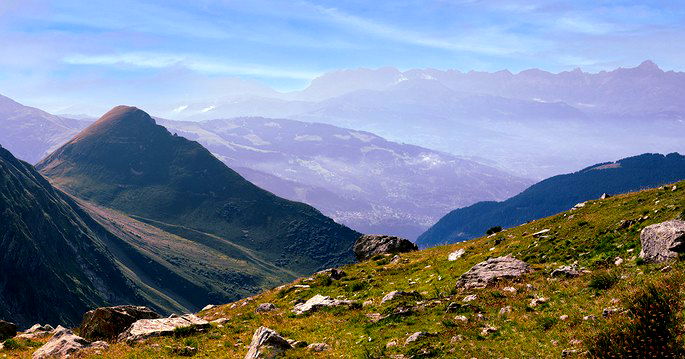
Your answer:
3;180;685;358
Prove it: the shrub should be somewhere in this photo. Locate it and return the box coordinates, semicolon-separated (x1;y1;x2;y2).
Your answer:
173;326;196;338
486;226;503;235
2;338;21;350
587;278;684;358
588;271;620;290
313;274;333;287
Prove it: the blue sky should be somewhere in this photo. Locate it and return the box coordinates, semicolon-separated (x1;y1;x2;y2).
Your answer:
0;0;683;115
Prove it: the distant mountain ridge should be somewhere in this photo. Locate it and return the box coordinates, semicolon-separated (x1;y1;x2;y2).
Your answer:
159;117;532;239
417;152;685;248
165;61;685;179
0;94;90;164
37;106;360;275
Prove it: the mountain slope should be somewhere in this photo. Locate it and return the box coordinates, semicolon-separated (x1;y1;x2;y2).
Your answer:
13;180;683;358
417;152;685;248
0;145;157;328
36;106;360;275
159;117;532;240
0;94;89;164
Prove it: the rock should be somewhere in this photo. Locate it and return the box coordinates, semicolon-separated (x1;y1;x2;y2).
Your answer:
287;340;308;348
201;304;216;311
599;193;611;199
583;315;596;321
455;256;532;289
386;340;397;348
353;234;418;261
529;297;548;307
307;343;330;352
448;248;465;261
462;295;477;302
639;220;685;263
211;318;230;325
255;303;276;313
562;349;579;358
381;291;421;304
559;315;569;321
315;268;346;280
532;229;550;237
0;320;17;340
614;257;624;266
502;286;517;293
80;305;160;341
499;306;512;315
481;325;497;336
32;327;107;359
551;265;580;278
172;346;198;356
16;324;56;340
405;332;428;345
602;307;623;318
572;202;586;210
118;314;209;343
292;294;360;315
245;327;292;359
454;315;468;322
673;185;678;192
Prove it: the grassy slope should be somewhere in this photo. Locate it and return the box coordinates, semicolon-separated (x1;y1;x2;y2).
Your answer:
3;181;685;358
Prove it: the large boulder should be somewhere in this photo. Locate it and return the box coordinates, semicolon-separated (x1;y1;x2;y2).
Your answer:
245;326;292;359
80;305;161;341
117;314;210;343
353;234;418;261
456;256;531;289
292;294;360;315
639;220;685;263
32;327;108;359
0;320;17;340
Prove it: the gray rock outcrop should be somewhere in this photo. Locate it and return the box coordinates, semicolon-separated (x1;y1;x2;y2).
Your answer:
117;314;209;343
292;294;360;315
245;326;292;359
353;234;418;261
639;220;685;263
32;327;108;359
80;305;161;341
456;256;531;289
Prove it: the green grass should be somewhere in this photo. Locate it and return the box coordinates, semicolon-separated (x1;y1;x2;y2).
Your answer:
4;181;685;358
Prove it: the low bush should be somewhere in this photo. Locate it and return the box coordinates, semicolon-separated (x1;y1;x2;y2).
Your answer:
587;277;684;358
588;271;620;290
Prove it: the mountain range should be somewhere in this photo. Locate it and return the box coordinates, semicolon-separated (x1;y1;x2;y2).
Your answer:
0;94;531;239
167;61;685;178
417;152;685;248
159;117;531;239
1;106;364;327
0;94;89;164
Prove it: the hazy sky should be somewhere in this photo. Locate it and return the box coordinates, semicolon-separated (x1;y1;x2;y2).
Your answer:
0;0;683;116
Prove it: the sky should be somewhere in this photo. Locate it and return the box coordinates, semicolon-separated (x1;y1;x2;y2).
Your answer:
0;0;684;116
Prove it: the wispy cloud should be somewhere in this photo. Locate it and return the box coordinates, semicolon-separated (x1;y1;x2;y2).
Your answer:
309;5;543;56
63;52;321;80
200;105;216;113
172;105;188;113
